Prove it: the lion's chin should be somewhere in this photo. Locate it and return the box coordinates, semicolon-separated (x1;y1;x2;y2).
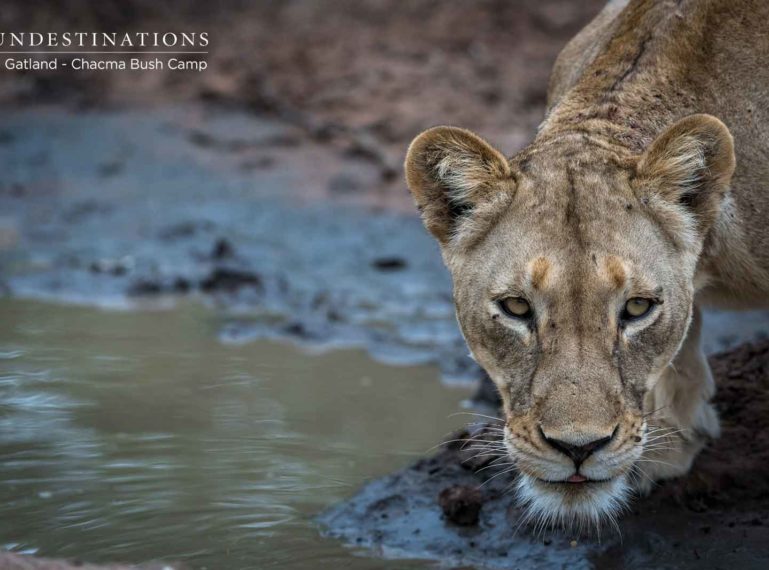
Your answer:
515;472;631;534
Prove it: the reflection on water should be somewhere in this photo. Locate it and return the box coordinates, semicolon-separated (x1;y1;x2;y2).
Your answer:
0;300;471;569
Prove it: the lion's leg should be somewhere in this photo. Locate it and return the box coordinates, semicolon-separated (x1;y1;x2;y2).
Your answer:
634;305;720;493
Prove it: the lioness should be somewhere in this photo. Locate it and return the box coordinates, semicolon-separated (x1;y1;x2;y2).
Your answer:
405;0;769;528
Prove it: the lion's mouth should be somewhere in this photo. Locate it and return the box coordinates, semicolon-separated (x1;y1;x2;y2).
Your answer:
536;475;614;485
517;472;632;529
566;474;588;483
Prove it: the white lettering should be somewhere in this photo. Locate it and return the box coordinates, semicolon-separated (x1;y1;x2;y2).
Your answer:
168;58;207;72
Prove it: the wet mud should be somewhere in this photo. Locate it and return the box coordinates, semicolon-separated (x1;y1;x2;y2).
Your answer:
1;106;766;392
320;341;769;569
0;107;476;382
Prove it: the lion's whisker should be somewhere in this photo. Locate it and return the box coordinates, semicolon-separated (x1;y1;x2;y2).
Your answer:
477;466;518;488
448;411;505;423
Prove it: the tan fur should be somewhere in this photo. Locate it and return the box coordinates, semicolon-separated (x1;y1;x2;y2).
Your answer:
530;257;551;290
405;0;769;524
605;256;627;290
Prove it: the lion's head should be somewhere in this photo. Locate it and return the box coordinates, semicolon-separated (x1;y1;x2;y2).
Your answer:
405;115;735;529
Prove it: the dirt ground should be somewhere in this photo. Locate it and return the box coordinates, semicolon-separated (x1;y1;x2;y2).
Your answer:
321;340;769;569
0;0;604;209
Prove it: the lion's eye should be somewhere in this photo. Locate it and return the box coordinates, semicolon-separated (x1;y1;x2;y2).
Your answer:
499;297;532;319
622;298;653;320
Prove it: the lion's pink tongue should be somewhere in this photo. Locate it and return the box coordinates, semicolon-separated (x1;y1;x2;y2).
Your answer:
567;474;588;483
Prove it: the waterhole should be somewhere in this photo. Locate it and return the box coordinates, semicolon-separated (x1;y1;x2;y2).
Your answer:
0;300;472;569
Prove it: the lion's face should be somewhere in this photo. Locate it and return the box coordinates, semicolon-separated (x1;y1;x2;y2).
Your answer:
451;152;694;526
405;117;734;527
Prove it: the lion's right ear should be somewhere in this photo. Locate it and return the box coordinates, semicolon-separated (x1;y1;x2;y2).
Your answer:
405;126;513;246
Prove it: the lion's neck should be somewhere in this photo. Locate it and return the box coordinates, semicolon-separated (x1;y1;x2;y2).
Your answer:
537;0;709;154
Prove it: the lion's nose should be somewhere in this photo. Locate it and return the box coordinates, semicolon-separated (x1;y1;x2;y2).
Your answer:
540;426;617;467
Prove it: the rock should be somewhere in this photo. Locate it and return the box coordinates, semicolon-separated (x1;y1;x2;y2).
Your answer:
210;238;235;260
371;257;407;271
172;277;191;293
89;256;133;276
127;279;163;296
438;485;483;526
199;267;262;293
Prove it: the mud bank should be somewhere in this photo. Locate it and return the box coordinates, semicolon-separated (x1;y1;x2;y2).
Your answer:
320;340;769;569
0;106;474;380
1;106;766;390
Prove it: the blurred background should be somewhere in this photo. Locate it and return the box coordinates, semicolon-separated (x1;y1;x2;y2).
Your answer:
0;0;605;189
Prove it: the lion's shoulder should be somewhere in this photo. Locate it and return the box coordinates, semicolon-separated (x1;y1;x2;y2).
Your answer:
546;0;629;111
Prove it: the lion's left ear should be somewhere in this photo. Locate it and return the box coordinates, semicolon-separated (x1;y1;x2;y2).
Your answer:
635;114;735;242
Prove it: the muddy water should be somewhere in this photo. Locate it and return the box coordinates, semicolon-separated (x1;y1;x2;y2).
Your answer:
0;300;472;569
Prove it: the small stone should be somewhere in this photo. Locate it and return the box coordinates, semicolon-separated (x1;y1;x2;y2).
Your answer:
438;485;483;526
199;267;262;293
211;238;235;260
371;257;407;271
